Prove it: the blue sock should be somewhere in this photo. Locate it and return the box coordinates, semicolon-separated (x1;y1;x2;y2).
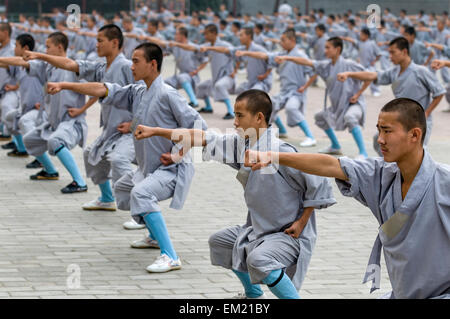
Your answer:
324;128;341;149
232;270;264;298
351;126;368;157
142;212;177;260
13;134;26;152
223;98;234;115
274;116;287;134
181;81;198;106
35;152;57;174
262;269;300;299
55;146;86;186
204;96;213;110
298;120;314;139
98;180;114;203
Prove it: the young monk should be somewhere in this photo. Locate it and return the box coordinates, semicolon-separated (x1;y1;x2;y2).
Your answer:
133;89;336;299
245;97;450;299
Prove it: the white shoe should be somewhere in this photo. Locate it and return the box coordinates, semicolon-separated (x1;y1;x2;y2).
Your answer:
231;292;267;299
131;237;160;249
146;254;182;273
82;198;116;211
318;146;343;155
299;137;317;147
372;91;381;97
442;105;450;112
354;154;368;160
123;219;146;230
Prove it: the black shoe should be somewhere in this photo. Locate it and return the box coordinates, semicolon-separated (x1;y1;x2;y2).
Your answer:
61;181;88;194
222;113;235;120
1;141;16;149
30;169;59;180
7;149;28;157
198;107;213;113
188;102;199;108
0;134;11;141
26;159;43;169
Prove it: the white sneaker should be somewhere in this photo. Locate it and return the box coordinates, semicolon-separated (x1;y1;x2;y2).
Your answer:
442;105;450;112
123;219;146;230
146;254;182;273
131;237;160;249
354;154;368;160
372;91;381;97
82;198;116;211
318;146;343;155
299;137;317;147
231;292;267;299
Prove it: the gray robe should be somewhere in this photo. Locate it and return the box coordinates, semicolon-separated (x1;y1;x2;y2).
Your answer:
336;152;450;299
101;75;207;221
205;127;336;289
24;60;87;156
313;56;366;131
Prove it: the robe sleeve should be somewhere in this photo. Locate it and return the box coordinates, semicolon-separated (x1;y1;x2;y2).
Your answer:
76;59;104;82
335;156;384;222
27;60;47;84
202;131;242;170
417;67;446;99
100;82;141;111
165;89;208;131
374;67;395;85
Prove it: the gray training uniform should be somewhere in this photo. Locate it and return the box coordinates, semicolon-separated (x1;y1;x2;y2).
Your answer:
267;47;313;127
164;42;207;94
206;127;336;289
100;75;207;224
336;152;450;299
195;39;236;102
23;60;87;156
76;53;136;185
372;62;446;155
5;65;44;135
313;56;367;132
0;40;19;136
230;42;273;94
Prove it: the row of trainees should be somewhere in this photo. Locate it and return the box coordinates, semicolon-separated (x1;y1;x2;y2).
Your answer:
10;8;450;61
0;22;447;192
0;18;449;298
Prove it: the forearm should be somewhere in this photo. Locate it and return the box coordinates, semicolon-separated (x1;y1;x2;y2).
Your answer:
356;80;372;96
426;94;444;116
284;56;313;67
304;74;317;88
273;152;347;180
0;57;29;68
81;96;98;111
424;51;434;66
347;71;378;81
152;127;206;146
60;82;107;97
241;51;268;60
35;53;79;73
206;46;230;54
172;42;197;51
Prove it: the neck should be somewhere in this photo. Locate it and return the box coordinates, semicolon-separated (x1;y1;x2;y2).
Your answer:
397;147;424;185
245;41;252;50
331;54;339;65
399;57;412;72
144;73;159;88
105;51;120;68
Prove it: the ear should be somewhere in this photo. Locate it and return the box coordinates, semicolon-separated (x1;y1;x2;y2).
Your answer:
410;127;422;143
257;111;265;124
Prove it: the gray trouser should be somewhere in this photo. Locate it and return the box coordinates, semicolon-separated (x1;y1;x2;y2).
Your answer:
165;73;192;89
197;76;234;101
208;225;300;284
18;109;39;136
23;121;83;156
0;91;19;135
315;103;363;132
84;134;136;186
114;167;176;224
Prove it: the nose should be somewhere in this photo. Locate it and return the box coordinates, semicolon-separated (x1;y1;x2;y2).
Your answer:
377;132;385;145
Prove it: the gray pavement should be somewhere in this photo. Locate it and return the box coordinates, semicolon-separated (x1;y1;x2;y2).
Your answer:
0;55;449;298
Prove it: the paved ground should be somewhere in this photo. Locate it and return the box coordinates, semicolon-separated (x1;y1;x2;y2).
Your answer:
0;55;449;299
